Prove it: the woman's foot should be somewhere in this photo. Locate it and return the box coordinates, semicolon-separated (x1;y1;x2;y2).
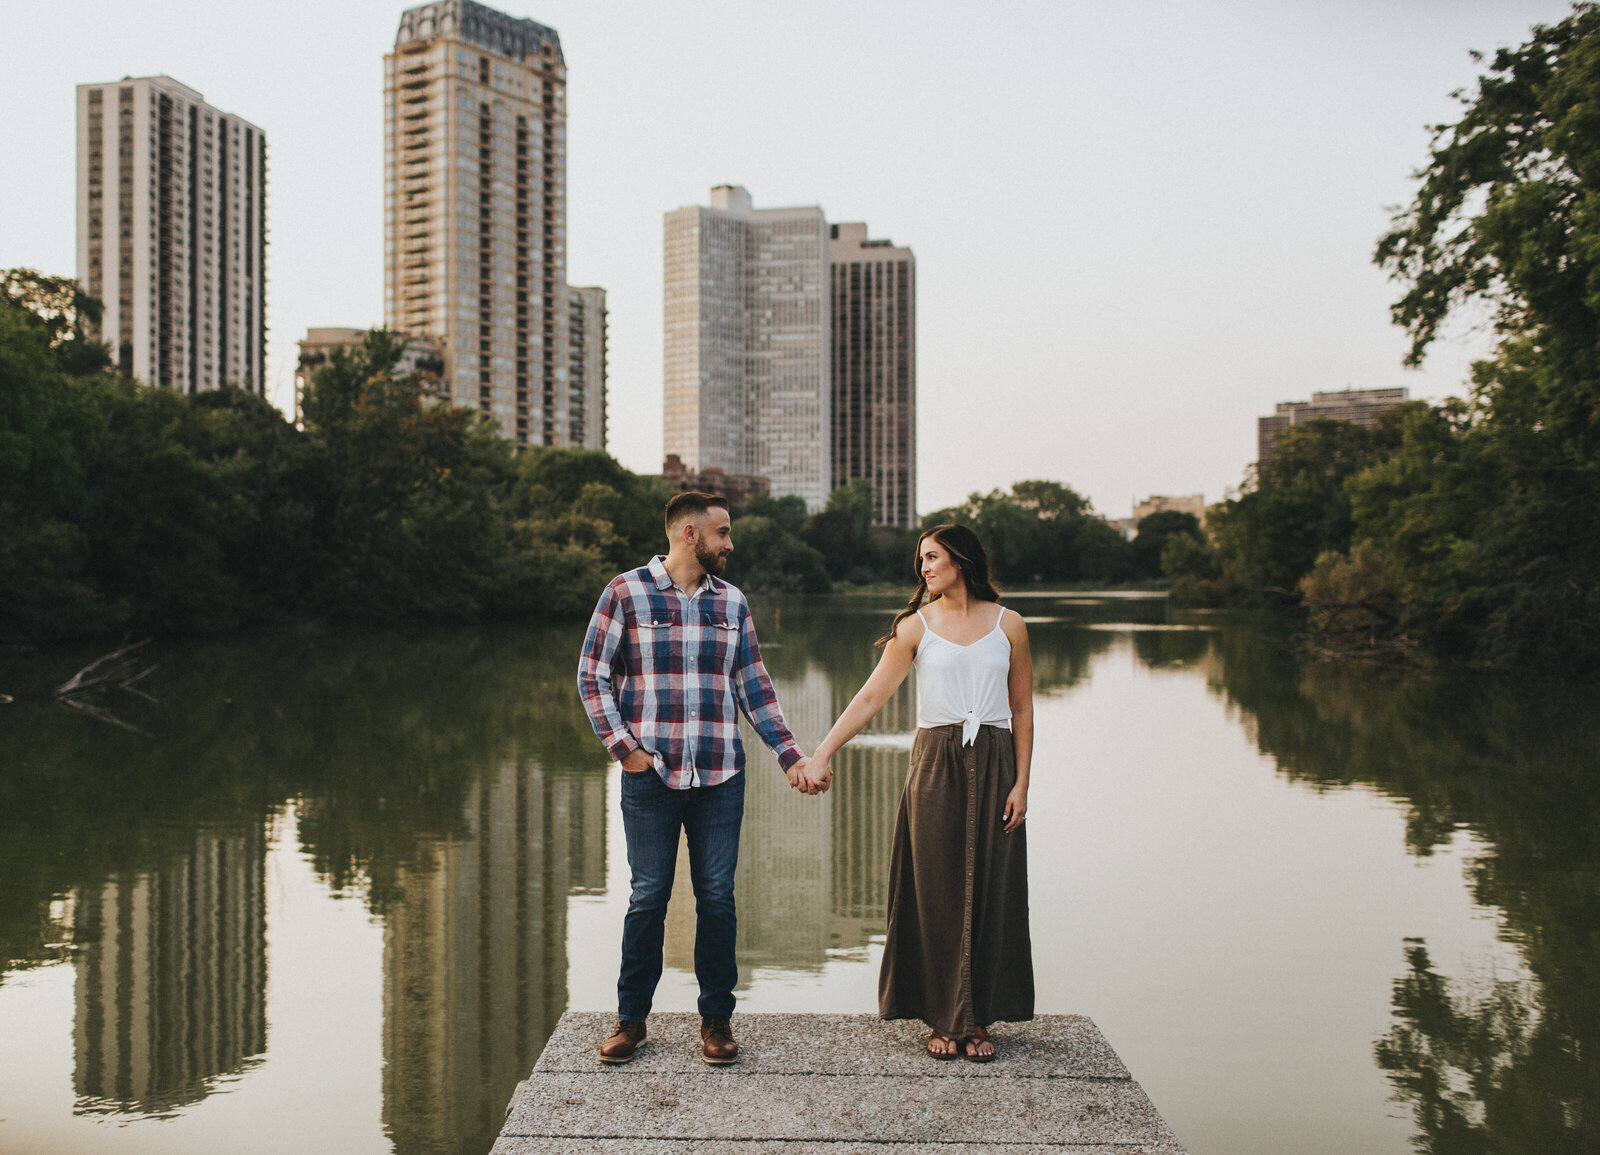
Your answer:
925;1031;959;1059
963;1026;996;1063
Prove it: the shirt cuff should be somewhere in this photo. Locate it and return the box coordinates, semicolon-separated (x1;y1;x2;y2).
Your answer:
775;743;803;771
606;735;640;763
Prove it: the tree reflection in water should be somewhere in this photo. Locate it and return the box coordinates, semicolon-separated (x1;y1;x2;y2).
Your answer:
1206;631;1600;1154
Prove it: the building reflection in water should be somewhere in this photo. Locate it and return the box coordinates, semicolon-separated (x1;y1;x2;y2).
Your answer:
380;757;605;1155
73;825;268;1116
662;661;913;978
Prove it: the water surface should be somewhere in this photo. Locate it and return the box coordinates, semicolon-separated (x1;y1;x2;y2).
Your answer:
1;596;1594;1154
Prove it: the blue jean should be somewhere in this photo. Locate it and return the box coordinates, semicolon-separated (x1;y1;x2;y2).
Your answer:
617;768;745;1021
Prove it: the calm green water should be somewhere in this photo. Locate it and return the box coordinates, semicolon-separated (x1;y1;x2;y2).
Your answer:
0;595;1595;1154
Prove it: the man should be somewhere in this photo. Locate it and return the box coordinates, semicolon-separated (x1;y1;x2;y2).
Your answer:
577;491;824;1065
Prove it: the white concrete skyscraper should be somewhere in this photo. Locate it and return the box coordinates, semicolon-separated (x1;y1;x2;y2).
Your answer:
386;0;571;447
664;185;831;511
75;76;267;392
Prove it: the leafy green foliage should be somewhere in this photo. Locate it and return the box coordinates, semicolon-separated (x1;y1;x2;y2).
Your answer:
721;515;831;593
0;285;679;641
1131;510;1203;579
924;480;1133;584
1364;4;1600;672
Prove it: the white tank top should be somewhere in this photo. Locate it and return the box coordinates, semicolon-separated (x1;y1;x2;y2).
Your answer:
914;606;1013;745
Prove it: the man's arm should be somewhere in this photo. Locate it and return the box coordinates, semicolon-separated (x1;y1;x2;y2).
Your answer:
577;583;642;763
729;603;804;772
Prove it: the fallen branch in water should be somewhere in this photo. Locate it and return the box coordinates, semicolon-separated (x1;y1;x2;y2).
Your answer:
54;639;158;733
55;639;157;699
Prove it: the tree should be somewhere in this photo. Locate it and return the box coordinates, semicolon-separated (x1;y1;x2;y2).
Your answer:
722;515;831;593
1131;510;1203;579
1372;5;1600;672
298;330;517;623
744;491;808;536
802;478;879;582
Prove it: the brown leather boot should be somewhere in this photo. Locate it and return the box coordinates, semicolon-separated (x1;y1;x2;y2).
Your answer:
700;1015;738;1065
598;1019;647;1064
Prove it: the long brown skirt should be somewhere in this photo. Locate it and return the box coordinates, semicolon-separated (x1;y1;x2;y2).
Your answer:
879;722;1034;1038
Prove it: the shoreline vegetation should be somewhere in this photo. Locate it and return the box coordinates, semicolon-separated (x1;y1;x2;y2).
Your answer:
1164;7;1600;679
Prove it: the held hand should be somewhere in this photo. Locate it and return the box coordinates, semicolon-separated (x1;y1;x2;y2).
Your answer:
786;757;814;794
802;756;834;795
620;748;654;774
1002;784;1028;833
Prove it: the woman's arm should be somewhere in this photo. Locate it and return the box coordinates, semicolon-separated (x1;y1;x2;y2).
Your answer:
803;617;922;789
1002;609;1033;833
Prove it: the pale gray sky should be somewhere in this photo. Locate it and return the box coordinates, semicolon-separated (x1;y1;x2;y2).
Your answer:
1;0;1574;516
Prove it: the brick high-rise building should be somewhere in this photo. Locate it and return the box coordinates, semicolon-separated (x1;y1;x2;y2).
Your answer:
385;0;572;447
75;76;267;392
829;223;915;527
664;185;831;511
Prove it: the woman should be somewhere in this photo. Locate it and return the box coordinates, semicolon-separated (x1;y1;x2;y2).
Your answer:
807;524;1034;1061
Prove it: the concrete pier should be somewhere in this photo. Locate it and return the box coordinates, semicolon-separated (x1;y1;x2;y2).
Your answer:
493;1011;1188;1153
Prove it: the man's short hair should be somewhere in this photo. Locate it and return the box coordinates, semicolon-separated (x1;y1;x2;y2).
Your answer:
665;491;729;531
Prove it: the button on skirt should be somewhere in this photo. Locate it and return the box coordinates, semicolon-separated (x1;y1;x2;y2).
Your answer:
879;722;1035;1038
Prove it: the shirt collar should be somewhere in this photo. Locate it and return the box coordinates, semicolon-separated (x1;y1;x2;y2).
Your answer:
648;555;715;596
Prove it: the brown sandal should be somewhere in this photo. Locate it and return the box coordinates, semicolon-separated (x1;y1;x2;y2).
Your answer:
963;1026;996;1063
925;1031;959;1060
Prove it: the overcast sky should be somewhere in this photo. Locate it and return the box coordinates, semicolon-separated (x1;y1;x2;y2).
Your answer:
1;0;1576;516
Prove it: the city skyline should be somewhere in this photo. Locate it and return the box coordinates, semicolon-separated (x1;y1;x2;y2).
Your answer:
2;0;1577;517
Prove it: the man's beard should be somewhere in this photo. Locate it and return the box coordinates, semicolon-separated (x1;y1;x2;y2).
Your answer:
695;539;729;574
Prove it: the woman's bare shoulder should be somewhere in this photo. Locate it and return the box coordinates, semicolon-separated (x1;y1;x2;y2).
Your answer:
887;607;926;652
999;605;1029;639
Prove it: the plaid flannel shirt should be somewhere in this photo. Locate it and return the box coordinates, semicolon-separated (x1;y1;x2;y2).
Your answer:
577;556;803;789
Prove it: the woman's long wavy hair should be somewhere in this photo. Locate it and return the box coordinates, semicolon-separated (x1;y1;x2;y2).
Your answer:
876;524;1001;647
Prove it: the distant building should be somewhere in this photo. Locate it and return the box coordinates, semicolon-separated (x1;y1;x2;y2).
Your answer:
76;75;267;392
294;327;444;420
1257;387;1409;462
566;285;607;450
664;185;831;510
1134;494;1205;525
385;0;575;447
660;454;770;509
830;223;916;527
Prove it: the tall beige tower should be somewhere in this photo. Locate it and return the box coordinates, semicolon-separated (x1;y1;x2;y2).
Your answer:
830;223;916;527
386;0;569;447
75;76;267;392
664;185;831;511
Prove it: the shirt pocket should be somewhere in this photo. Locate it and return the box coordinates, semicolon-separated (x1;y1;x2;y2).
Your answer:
704;618;741;669
632;608;682;657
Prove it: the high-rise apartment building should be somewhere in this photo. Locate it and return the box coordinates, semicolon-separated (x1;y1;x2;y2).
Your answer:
386;0;570;448
1257;387;1410;462
830;222;916;527
566;285;607;449
75;76;267;392
664;185;831;511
